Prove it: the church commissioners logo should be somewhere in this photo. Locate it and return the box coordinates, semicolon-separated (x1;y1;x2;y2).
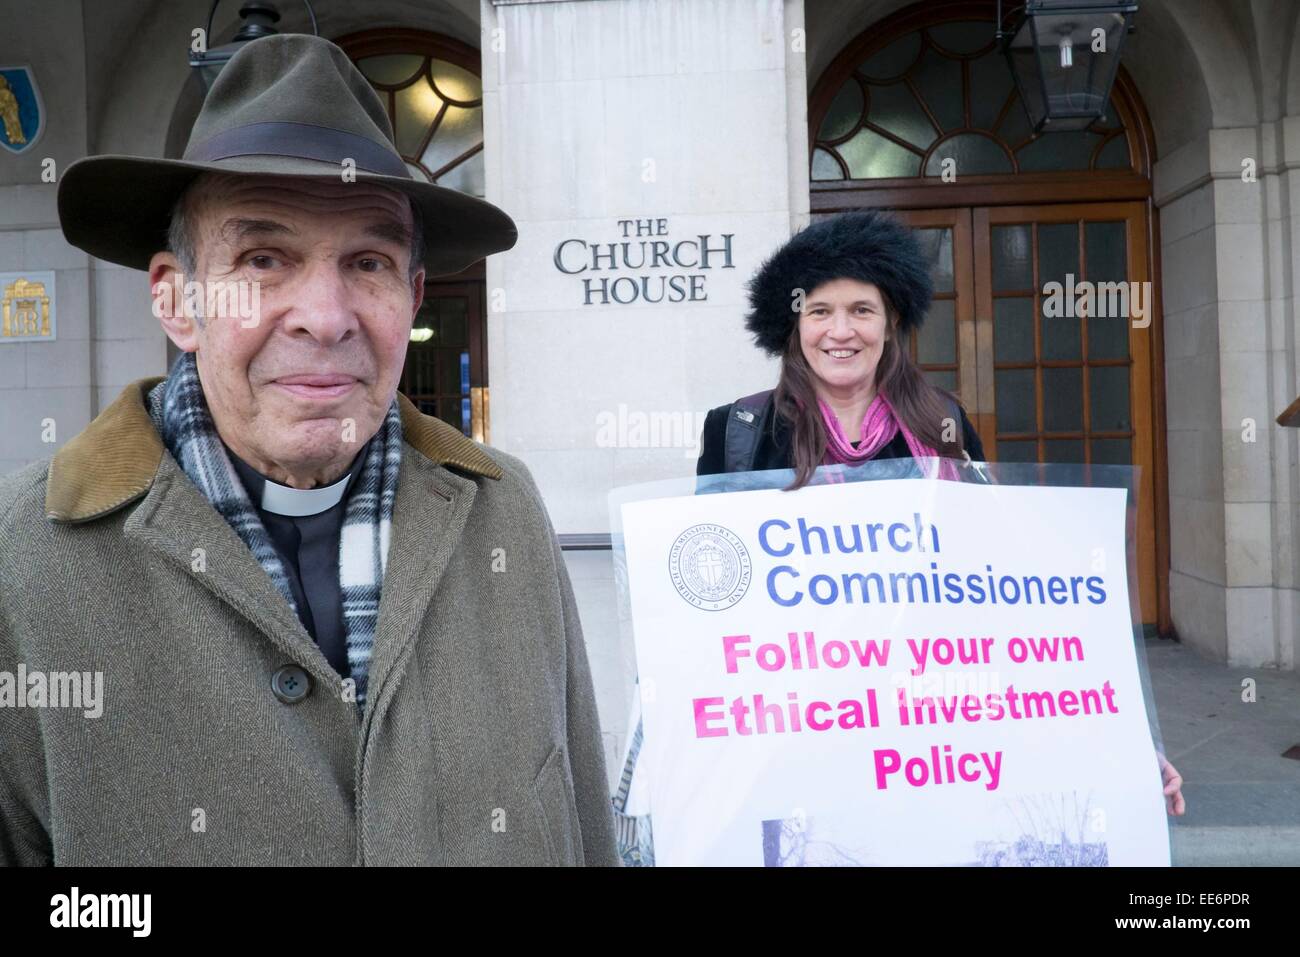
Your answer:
669;524;752;611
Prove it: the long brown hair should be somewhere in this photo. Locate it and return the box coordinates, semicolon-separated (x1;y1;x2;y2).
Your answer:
772;299;968;490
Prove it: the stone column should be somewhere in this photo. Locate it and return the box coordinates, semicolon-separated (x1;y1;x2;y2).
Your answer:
480;0;810;776
1155;122;1300;668
0;0;92;475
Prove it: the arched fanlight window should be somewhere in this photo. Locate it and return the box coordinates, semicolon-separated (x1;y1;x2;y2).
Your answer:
336;30;485;196
811;18;1138;182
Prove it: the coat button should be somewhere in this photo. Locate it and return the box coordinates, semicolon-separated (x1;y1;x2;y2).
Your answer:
271;665;312;704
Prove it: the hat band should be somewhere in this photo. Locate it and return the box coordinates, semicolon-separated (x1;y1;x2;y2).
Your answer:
186;121;409;178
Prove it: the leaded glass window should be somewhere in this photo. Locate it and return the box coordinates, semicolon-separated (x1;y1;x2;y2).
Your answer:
812;20;1132;181
353;51;484;196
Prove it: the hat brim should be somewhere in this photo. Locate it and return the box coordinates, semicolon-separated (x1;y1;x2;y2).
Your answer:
57;154;517;277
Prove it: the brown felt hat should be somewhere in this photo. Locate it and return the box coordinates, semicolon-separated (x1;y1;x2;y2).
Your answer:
57;33;516;276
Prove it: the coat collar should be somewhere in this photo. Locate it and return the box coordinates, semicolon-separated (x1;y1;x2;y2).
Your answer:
45;376;502;524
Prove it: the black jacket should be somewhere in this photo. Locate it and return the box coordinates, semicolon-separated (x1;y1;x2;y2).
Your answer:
696;392;985;476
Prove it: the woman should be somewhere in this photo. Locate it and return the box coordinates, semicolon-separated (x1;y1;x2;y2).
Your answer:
692;210;1187;821
697;210;983;485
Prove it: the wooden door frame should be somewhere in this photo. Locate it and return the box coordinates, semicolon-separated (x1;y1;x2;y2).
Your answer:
975;202;1157;624
408;276;488;442
807;0;1173;637
886;209;978;413
427;261;489;442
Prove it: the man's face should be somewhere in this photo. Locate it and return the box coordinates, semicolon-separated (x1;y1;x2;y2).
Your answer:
152;173;424;487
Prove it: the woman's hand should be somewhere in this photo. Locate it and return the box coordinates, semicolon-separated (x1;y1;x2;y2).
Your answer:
1159;753;1186;816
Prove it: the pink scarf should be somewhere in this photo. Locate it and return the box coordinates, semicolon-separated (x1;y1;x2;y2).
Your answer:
818;394;959;480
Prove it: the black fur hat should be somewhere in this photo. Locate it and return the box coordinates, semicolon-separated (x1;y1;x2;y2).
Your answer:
743;210;933;356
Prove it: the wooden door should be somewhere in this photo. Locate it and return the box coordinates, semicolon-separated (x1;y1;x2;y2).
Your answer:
898;203;1157;624
972;202;1156;622
400;279;488;441
894;209;978;413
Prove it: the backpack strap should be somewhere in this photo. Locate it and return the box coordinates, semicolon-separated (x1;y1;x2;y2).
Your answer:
942;391;981;470
944;393;961;442
723;390;774;473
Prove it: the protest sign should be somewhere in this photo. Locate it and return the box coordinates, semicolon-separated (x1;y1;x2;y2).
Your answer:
612;464;1170;866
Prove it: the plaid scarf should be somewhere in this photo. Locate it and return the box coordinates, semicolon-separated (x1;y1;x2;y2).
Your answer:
147;351;401;707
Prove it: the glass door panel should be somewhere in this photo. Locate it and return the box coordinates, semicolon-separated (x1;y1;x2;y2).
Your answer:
893;209;977;413
402;281;486;439
974;201;1155;622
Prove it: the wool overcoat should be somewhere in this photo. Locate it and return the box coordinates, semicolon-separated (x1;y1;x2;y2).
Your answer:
0;377;619;866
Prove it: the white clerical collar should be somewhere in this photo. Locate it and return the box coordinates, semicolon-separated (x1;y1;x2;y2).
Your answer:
259;472;353;517
224;440;365;518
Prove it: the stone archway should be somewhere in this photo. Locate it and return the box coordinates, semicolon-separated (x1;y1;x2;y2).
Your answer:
806;2;1169;634
804;0;1299;667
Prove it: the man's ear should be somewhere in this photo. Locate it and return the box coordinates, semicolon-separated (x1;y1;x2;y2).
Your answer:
150;251;200;352
410;267;426;318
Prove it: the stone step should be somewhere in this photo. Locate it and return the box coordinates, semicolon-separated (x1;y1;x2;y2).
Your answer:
1171;826;1300;866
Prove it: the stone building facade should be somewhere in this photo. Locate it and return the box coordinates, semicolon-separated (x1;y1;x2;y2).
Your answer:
1;0;1296;775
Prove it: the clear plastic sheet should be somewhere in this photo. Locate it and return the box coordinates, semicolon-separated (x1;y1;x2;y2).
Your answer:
607;458;1169;866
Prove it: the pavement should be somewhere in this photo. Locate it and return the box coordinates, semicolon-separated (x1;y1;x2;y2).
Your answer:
1144;636;1300;866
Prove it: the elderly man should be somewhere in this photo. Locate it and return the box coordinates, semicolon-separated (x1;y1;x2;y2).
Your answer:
0;34;619;865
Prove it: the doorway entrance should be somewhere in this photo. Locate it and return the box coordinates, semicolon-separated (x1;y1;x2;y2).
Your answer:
402;277;487;442
807;3;1168;632
892;203;1157;623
